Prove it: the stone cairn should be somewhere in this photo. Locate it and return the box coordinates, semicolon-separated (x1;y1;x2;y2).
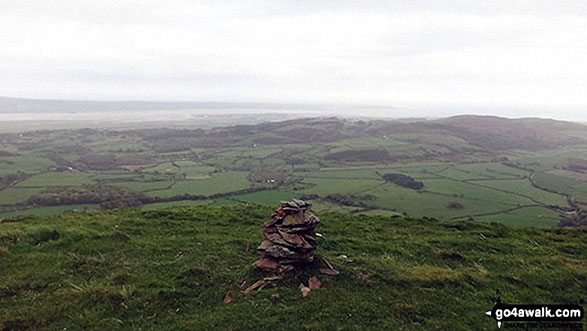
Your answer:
253;199;320;275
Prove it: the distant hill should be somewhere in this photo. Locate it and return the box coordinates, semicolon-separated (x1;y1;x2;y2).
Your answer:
1;97;585;151
0;205;585;329
162;115;587;151
432;115;587;150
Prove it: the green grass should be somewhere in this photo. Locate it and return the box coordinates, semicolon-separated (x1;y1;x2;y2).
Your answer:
142;200;213;209
355;209;403;217
389;133;477;148
83;137;148;153
302;169;383;180
208;198;241;206
145;171;252;198
453;163;530;179
112;180;173;192
304;199;365;214
437;167;490;180
386;164;452;176
0;156;55;175
298;178;383;196
422;179;532;206
437;163;529;181
506;147;587;172
234;147;283;158
143;162;182;174
0;187;44;205
302;166;444;180
230;190;299;205
534;172;587;202
0;205;584;330
366;184;514;219
144;161;215;180
88;172;148;181
474;206;561;228
15;172;95;187
173;161;215;179
474;179;568;206
0;204;99;218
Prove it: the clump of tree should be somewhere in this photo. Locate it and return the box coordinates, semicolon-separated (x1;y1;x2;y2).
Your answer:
28;185;145;209
299;194;319;200
248;169;287;183
560;201;586;227
324;194;376;207
447;202;464;209
559;207;587;227
141;186;271;204
382;173;424;190
560;211;586;227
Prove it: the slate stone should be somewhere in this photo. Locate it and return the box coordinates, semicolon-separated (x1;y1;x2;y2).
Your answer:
252;199;320;275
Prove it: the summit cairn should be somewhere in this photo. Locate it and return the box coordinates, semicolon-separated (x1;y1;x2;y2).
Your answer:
253;199;320;275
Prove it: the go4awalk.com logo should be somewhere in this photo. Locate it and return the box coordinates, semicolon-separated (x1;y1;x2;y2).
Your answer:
485;290;584;329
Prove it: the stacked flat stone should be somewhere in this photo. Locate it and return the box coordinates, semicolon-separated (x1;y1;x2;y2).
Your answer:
253;199;320;275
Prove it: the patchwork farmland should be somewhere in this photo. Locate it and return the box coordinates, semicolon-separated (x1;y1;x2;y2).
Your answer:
0;116;586;227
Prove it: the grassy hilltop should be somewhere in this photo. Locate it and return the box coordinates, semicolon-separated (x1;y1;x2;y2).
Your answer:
1;205;585;330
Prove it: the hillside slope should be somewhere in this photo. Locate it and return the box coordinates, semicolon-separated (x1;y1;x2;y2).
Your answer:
0;205;585;330
129;115;587;151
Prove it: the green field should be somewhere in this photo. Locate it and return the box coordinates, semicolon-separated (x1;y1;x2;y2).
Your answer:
0;187;44;205
15;172;94;187
534;172;587;202
421;179;531;205
475;206;561;227
473;179;568;206
112;180;173;192
230;190;299;205
144;161;215;179
145;171;253;198
367;184;514;219
0;156;55;175
0;204;99;218
297;178;383;196
142;200;213;209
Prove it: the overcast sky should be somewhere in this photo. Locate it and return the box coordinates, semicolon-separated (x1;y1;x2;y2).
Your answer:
1;1;586;119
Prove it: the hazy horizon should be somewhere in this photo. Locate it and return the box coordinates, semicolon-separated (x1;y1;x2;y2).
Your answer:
1;1;587;121
0;95;585;123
